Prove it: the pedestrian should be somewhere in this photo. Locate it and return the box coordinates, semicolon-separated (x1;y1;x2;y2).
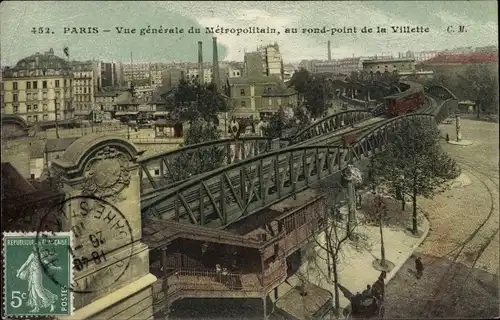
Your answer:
362;285;372;296
415;257;424;279
357;192;362;208
446;133;450;142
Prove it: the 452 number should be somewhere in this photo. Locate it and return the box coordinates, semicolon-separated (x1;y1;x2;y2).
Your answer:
31;27;53;34
10;291;27;308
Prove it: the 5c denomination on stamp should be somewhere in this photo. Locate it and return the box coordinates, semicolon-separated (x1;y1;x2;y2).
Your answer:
3;232;73;317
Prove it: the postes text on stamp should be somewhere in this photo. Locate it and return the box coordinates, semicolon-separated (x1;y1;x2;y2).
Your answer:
3;232;73;317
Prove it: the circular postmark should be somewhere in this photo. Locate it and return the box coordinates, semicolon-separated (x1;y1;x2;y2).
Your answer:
36;195;135;294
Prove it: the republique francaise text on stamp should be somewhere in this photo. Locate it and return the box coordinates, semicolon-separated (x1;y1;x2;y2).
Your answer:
3;232;73;317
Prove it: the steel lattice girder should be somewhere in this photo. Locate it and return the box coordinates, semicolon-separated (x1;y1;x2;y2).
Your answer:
291;110;374;144
426;85;457;101
141;114;438;229
138;137;275;199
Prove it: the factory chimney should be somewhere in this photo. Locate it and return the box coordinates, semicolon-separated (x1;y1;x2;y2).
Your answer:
212;37;220;91
328;40;332;61
198;41;204;85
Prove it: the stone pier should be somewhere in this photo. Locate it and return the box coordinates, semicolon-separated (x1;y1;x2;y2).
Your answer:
52;135;156;320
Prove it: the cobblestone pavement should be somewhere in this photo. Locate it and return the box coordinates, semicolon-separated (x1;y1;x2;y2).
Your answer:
384;119;499;319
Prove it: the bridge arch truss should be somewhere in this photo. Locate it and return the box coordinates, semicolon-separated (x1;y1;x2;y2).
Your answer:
141;114;437;229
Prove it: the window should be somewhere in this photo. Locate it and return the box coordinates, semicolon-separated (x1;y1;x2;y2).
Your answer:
33;115;38;122
43;104;48;111
13;82;18;90
43;114;49;121
240;89;245;96
55;80;60;88
27;105;32;111
42;81;47;89
268;98;272;106
84;88;87;94
154;169;160;176
13;94;18;102
34;104;38;110
240;101;246;107
27;115;32;122
13;106;18;113
26;82;31;89
33;81;38;89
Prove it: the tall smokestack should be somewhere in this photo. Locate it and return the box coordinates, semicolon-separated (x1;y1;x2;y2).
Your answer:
198;41;204;84
212;37;220;91
328;40;332;61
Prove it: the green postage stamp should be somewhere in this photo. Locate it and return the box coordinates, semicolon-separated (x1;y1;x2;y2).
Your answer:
3;232;73;317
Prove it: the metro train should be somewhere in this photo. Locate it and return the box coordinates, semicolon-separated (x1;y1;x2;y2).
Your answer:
384;82;425;117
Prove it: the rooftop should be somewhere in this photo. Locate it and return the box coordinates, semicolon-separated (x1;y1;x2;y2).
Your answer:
1;163;36;201
9;49;70;72
363;58;416;64
228;75;282;85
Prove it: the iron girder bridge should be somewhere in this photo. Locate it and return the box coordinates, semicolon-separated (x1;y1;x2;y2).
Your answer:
139;109;379;199
138;84;457;220
141;113;444;229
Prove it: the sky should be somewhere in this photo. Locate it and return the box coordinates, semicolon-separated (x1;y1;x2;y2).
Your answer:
0;1;498;66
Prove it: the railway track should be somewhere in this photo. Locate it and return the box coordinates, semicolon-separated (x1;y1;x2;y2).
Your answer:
420;159;499;317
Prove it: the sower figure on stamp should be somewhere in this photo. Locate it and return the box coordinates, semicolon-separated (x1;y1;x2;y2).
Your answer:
16;246;62;313
415;257;424;279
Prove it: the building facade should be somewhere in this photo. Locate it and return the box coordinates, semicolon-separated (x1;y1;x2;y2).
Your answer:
259;43;284;79
362;58;416;75
227;75;297;118
162;68;185;89
244;52;264;77
122;63;151;82
71;61;96;116
1;49;74;123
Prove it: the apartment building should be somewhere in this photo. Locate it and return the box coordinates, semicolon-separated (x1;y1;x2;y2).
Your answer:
1;49;74;123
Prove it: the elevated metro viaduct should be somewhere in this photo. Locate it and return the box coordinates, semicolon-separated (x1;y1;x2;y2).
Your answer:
7;84;456;319
137;84;458;318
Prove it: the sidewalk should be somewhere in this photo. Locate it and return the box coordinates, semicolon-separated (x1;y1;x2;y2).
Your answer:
271;190;430;318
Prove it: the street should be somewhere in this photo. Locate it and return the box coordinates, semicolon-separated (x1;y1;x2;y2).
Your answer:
384;118;499;319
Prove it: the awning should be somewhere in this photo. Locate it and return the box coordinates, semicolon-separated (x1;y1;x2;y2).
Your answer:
153;111;170;116
115;111;128;116
156;119;178;127
127;111;139;116
74;110;92;116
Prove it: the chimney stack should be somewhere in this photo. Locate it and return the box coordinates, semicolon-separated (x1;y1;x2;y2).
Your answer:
212;37;220;91
198;41;204;84
328;40;332;61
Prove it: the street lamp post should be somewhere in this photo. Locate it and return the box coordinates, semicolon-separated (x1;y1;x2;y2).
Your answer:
55;97;60;138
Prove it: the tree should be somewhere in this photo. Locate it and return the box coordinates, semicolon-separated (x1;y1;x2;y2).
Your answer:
304;77;328;118
457;64;499;117
173;80;231;124
169;120;225;182
365;193;393;272
349;71;359;82
288;68;312;101
295;177;371;319
371;119;461;235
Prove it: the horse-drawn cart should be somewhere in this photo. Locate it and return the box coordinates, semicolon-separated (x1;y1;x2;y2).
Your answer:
342;271;386;320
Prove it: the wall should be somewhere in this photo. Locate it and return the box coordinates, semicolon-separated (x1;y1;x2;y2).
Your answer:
1;137;31;178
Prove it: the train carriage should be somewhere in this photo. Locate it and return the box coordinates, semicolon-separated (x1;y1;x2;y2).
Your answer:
384;82;425;117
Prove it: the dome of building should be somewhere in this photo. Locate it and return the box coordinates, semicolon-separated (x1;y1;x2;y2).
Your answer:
12;48;70;71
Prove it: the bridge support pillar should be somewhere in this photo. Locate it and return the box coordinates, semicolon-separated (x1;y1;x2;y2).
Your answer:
455;113;462;141
51;135;156;320
347;180;357;237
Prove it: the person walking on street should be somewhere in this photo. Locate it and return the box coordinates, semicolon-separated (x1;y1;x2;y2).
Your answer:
415;257;424;279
